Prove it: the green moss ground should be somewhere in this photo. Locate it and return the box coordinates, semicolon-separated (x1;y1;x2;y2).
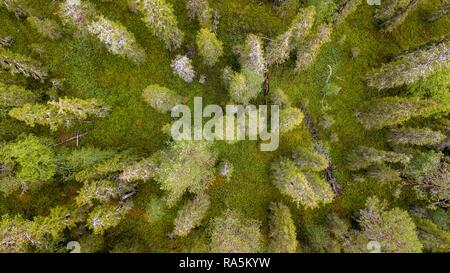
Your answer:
0;0;449;252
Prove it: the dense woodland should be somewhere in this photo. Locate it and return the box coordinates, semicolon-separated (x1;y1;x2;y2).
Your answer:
0;0;449;253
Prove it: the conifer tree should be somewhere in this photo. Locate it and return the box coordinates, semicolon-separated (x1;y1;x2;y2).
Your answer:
172;194;210;237
209;210;263;253
355;197;423;253
119;157;158;182
0;82;36;107
271;158;334;209
122;141;217;207
347;146;410;171
295;23;333;72
366;38;450;90
141;84;182;113
279;107;304;133
292;147;328;172
355;97;439;130
387;127;446;146
87;16;146;64
380;0;422;32
428;5;450;22
186;0;214;29
375;0;412;22
268;202;298;253
196;28;223;66
333;0;363;26
59;0;96;28
0;0;31;19
228;69;262;104
366;163;402;183
0;135;56;195
9;97;110;131
270;88;290;109
27;16;62;41
171;55;195;82
241;34;266;76
0;214;36;252
132;0;184;50
0;47;48;81
87;201;133;235
403;151;449;208
266;6;316;66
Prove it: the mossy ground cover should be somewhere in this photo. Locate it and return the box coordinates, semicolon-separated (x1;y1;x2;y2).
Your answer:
0;0;448;252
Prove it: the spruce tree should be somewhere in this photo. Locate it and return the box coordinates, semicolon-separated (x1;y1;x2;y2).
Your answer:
132;0;184;50
241;34;266;76
271;158;334;209
58;0;96;28
209;210;263;253
87;16;146;64
355;197;423;253
27;16;62;41
292;147;329;172
0;82;37;107
380;0;422;33
366;38;450;90
270;88;291;109
124;141;217;207
268;202;298;253
87;201;133;235
347;146;410;171
0;135;56;195
295;23;332;72
279;107;304;133
266;6;316;66
196;28;223;66
403;151;449;208
171;55;195;82
333;0;363;26
366;163;402;182
387;127;446;146
0;47;48;81
9;97;110;131
428;5;450;22
172;194;210;237
186;0;213;29
355;96;439;130
142;84;182;113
